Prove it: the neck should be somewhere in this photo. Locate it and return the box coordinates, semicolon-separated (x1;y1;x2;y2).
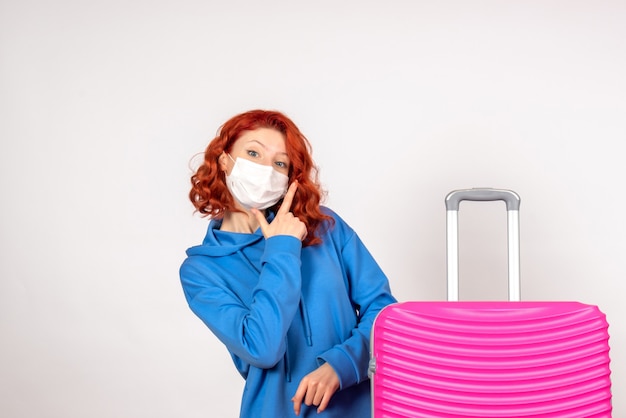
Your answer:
220;209;262;234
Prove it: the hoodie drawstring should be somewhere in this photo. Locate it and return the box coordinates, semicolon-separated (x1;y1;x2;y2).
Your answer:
285;299;313;382
285;340;292;382
299;298;313;347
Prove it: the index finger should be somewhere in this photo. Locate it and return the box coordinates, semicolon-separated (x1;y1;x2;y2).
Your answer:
277;181;298;215
291;381;307;416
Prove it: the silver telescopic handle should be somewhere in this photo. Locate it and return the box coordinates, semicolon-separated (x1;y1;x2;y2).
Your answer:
445;188;521;302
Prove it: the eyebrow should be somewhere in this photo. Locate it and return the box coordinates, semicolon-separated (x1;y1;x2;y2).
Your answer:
246;139;289;157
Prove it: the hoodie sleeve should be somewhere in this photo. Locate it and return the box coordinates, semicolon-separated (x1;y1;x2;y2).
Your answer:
317;222;396;389
180;235;303;369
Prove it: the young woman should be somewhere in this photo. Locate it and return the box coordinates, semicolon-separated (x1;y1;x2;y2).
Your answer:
180;109;396;417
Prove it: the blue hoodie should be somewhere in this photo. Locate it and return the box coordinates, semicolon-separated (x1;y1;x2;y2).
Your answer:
180;207;396;417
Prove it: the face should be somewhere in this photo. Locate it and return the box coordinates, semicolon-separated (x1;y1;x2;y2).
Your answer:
220;127;290;176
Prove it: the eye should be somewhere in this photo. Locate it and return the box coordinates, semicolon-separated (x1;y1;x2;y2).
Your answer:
275;161;287;168
246;150;259;158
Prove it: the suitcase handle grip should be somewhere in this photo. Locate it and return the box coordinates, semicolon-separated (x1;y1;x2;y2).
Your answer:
445;188;521;302
445;188;520;211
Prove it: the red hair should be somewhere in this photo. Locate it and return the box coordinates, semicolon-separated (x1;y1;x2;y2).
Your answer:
189;109;333;246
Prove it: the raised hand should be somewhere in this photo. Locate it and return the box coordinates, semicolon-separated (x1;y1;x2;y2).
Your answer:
251;181;307;241
292;362;340;415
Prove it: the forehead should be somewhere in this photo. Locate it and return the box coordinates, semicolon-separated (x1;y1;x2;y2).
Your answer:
234;128;287;151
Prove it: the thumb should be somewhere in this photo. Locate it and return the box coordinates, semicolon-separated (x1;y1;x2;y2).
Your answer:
250;208;269;236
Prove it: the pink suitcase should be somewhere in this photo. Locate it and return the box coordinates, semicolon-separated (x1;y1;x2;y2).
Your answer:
369;189;612;417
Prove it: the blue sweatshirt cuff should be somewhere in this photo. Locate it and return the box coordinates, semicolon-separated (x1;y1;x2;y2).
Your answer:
317;348;359;389
263;234;302;256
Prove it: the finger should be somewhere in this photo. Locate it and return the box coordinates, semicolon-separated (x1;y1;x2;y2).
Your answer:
304;384;317;406
291;382;307;416
312;384;327;406
317;392;332;413
277;181;298;215
250;208;269;235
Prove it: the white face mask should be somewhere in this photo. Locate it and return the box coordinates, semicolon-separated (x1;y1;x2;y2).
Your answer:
225;155;289;210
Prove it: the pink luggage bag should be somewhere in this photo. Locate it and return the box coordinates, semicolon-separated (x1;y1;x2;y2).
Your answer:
369;188;612;417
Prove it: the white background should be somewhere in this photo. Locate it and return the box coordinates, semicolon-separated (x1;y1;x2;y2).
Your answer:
1;0;624;416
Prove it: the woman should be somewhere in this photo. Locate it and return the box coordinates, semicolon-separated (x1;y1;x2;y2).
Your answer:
180;109;396;417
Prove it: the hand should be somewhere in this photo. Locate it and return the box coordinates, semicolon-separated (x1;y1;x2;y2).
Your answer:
252;181;307;241
292;363;340;416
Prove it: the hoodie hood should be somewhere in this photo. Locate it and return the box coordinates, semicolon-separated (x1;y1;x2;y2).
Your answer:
185;212;276;257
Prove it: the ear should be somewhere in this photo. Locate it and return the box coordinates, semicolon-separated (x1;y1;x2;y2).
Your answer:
218;152;229;172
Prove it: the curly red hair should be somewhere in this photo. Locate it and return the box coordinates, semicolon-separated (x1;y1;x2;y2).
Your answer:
189;109;333;246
